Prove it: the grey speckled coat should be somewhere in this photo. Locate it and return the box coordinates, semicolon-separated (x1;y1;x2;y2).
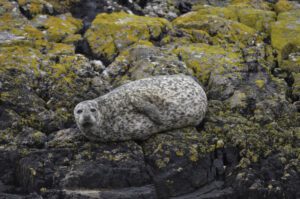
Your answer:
74;74;207;142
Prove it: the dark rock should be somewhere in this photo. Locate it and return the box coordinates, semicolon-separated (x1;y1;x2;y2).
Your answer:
0;193;23;199
63;185;157;199
0;149;19;186
61;141;151;189
16;149;74;193
171;181;235;199
142;128;217;198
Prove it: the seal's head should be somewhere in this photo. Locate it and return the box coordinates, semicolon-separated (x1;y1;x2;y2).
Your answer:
74;100;101;137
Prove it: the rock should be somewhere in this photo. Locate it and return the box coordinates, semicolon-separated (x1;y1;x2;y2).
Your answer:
228;0;273;10
84;12;171;64
274;0;300;13
70;0;144;29
74;74;207;141
103;44;192;87
46;128;83;148
271;9;300;63
142;0;179;20
17;0;54;18
236;8;276;33
186;5;276;33
14;134;153;195
0;193;23;199
31;13;82;42
292;72;300;101
171;181;234;199
16;127;47;148
38;0;79;14
141;127;231;197
0;0;299;197
173;12;259;48
0;149;19;187
174;44;247;90
63;186;156;199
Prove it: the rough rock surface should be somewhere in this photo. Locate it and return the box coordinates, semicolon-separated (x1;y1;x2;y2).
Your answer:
74;75;207;141
0;0;300;198
84;12;171;64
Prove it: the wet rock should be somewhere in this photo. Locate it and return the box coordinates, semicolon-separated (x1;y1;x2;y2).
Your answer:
61;141;151;189
62;185;157;199
16;148;74;193
0;149;19;187
171;181;234;199
142;127;216;197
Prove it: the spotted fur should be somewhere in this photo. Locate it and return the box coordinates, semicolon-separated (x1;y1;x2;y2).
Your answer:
74;74;207;142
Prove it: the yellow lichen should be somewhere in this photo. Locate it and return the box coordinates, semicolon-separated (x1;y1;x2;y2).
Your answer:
274;0;293;13
85;12;171;62
40;14;82;42
173;43;243;85
255;79;265;88
271;11;300;63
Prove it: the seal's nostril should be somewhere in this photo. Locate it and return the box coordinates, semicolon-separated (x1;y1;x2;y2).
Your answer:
83;115;90;121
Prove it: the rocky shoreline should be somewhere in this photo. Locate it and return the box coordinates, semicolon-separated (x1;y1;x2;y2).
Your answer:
0;0;299;198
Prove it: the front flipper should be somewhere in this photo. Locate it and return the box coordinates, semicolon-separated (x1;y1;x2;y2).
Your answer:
128;94;163;125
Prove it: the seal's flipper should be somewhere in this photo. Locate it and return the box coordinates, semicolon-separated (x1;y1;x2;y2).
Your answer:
128;95;163;125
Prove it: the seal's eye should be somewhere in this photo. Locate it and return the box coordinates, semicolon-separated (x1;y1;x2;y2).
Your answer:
90;108;96;112
77;109;83;114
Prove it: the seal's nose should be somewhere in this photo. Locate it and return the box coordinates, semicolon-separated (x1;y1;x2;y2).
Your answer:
83;115;91;122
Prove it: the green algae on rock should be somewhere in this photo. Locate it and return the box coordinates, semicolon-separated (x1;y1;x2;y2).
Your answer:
85;12;172;63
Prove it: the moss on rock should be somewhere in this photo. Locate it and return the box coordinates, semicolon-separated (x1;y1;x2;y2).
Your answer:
32;13;82;42
271;10;300;63
173;43;244;85
292;73;300;100
85;12;172;63
173;13;259;48
177;5;276;37
229;0;272;10
236;8;276;33
17;0;54;18
274;0;295;13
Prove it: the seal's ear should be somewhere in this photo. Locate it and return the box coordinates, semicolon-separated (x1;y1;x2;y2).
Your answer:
86;100;99;110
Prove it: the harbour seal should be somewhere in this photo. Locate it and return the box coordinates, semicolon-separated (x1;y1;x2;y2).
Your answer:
74;74;207;142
